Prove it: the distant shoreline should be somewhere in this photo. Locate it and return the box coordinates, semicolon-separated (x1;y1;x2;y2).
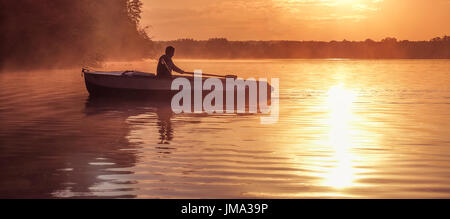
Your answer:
171;58;450;61
154;37;450;60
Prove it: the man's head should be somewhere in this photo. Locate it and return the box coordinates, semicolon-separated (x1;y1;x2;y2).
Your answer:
165;46;175;57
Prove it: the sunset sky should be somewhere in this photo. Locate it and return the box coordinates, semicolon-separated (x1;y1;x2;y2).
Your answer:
141;0;450;41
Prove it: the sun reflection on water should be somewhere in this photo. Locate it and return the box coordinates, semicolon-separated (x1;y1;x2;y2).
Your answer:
322;84;357;189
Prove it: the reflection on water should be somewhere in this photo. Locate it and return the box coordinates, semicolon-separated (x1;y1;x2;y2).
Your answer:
322;84;357;189
157;107;174;145
1;59;450;198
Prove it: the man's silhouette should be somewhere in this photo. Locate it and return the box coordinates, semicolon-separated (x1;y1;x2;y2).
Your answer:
157;46;186;78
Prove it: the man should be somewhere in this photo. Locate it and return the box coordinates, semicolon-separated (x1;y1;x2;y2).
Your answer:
157;46;186;78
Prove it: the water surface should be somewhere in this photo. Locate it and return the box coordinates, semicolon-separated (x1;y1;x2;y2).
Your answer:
1;59;450;198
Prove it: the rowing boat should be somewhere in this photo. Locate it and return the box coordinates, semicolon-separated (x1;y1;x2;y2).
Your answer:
82;69;273;100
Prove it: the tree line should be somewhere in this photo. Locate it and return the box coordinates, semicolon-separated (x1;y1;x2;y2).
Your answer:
156;36;450;59
0;0;153;70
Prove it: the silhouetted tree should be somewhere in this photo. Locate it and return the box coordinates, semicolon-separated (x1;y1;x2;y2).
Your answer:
127;0;144;26
381;37;398;43
0;0;153;70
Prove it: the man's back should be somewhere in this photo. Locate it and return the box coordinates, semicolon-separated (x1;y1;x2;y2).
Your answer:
157;55;171;78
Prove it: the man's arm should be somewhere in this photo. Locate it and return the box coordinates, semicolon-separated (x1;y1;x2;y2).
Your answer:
167;58;185;74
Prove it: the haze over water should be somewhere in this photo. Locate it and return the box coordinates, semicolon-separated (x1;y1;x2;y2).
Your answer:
1;59;450;198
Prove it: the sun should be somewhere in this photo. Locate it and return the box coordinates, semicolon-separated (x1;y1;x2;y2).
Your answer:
337;0;359;3
332;0;361;5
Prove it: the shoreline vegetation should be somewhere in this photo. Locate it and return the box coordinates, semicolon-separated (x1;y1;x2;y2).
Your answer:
0;0;152;70
155;37;450;60
0;1;449;71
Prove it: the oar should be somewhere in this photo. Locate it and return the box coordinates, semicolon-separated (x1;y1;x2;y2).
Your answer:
182;72;237;79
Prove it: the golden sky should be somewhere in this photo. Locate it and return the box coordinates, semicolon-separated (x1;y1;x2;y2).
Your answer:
141;0;450;41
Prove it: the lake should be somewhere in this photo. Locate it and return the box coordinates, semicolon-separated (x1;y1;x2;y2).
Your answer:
1;59;450;198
